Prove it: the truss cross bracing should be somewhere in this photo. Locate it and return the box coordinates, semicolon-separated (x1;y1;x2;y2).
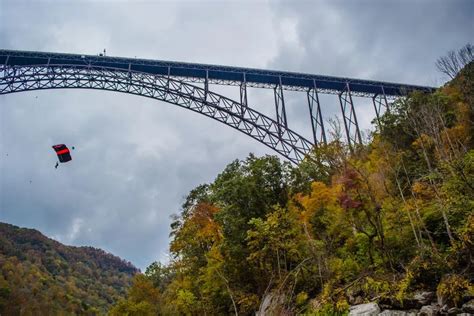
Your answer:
372;87;390;127
339;83;363;150
307;80;327;146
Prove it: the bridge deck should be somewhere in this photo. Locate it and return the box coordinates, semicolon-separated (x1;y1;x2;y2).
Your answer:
0;49;435;96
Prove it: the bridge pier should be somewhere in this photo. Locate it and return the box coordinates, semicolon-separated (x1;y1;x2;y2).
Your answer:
240;73;248;117
372;86;389;127
204;69;209;101
307;80;327;146
339;83;362;150
274;75;288;136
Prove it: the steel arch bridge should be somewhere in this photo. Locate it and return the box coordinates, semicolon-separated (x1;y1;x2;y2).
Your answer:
0;49;435;163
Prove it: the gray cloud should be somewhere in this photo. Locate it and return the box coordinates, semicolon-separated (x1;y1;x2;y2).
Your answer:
1;0;472;270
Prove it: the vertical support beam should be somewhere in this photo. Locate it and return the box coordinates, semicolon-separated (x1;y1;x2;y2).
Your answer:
47;57;54;85
125;62;132;92
307;80;327;146
372;85;389;127
3;56;10;82
204;69;209;101
339;82;362;150
240;72;248;117
274;75;287;135
47;63;54;85
165;66;171;92
127;62;133;83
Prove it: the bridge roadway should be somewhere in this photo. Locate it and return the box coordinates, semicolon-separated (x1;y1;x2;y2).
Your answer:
0;49;435;97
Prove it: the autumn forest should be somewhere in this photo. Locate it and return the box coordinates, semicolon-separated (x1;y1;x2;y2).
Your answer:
110;52;473;314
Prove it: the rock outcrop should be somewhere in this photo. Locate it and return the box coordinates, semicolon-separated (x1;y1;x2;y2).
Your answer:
462;299;474;314
349;296;474;316
349;303;381;315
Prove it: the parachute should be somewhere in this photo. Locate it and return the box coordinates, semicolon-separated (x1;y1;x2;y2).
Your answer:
52;144;72;166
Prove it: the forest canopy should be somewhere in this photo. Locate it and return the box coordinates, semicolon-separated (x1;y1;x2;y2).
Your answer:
0;222;139;314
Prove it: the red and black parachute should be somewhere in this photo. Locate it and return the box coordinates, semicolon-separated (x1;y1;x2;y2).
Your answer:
52;144;72;163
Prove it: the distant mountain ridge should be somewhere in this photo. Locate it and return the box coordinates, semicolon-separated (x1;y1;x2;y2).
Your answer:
0;222;139;314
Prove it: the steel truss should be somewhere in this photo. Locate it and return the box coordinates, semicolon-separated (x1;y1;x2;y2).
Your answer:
339;83;362;149
0;64;313;164
307;80;327;146
239;73;248;117
273;76;288;136
0;49;435;97
372;87;390;126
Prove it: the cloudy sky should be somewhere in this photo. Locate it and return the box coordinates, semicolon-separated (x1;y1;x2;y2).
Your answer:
0;0;472;270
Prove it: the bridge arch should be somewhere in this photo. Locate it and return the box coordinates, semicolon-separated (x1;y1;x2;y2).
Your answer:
0;64;314;164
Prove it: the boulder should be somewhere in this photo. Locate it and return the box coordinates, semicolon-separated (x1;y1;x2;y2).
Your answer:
256;292;289;316
349;303;381;316
418;305;440;316
413;292;435;306
377;310;417;315
462;299;474;314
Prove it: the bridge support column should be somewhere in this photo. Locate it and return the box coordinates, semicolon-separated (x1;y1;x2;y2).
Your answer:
274;76;288;135
372;86;389;127
339;82;362;150
240;73;248;117
307;80;327;146
166;66;171;90
204;69;209;101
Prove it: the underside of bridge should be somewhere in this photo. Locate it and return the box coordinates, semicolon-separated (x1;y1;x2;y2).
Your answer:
0;49;435;163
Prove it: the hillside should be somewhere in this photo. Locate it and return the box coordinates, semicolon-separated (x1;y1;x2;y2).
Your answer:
0;222;139;314
111;62;473;315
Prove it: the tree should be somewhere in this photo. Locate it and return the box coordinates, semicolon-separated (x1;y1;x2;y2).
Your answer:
436;43;473;79
108;275;161;316
144;262;173;292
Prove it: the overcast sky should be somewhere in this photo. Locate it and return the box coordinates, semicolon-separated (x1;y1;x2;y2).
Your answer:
1;0;472;270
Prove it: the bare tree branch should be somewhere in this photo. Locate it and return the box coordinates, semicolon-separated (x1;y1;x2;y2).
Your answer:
436;43;473;79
